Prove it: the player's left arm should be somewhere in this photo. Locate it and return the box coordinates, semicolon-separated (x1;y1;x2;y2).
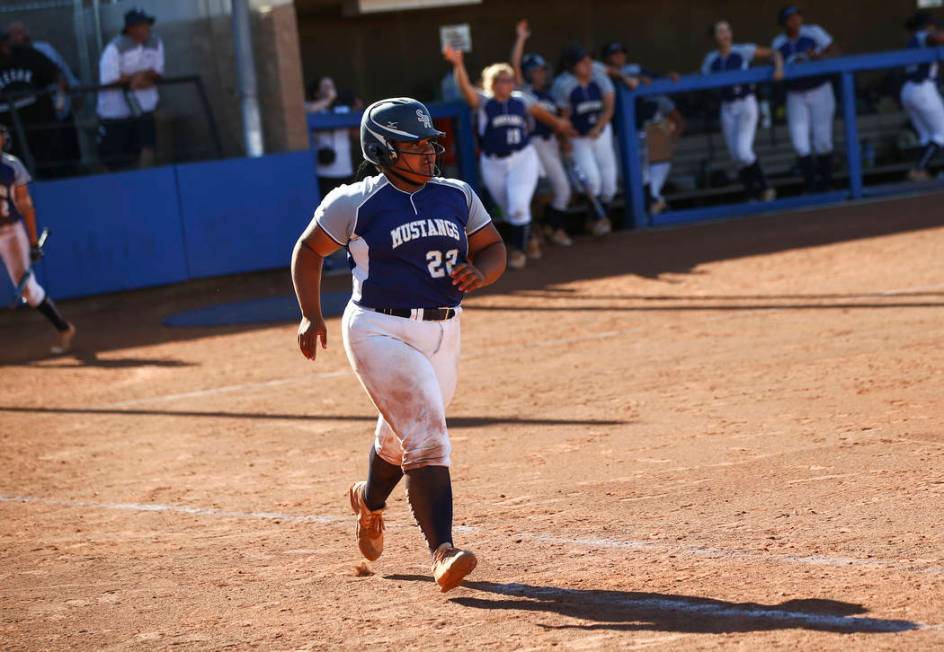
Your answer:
529;103;577;137
589;91;615;139
451;223;506;292
510;19;529;86
13;185;39;249
809;26;839;59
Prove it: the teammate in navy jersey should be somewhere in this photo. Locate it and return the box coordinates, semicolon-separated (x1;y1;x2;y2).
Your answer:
0;125;75;354
901;11;944;181
291;98;506;593
702;20;784;201
511;19;574;249
772;5;839;192
443;44;572;269
552;44;616;236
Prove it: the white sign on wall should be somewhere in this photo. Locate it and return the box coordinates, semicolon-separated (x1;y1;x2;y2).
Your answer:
917;0;943;8
440;23;472;52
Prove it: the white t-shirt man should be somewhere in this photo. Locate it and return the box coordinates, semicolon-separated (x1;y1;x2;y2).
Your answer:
96;33;164;119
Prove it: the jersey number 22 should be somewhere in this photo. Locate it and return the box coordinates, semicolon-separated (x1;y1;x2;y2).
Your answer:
427;249;458;278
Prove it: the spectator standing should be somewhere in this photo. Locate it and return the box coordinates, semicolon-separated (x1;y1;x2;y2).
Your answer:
0;31;64;178
771;5;838;192
7;21;81;176
305;77;359;200
96;8;164;170
901;11;944;182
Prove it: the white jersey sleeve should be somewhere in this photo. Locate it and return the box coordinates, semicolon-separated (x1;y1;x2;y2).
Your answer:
511;89;537;110
311;183;362;246
701;51;718;75
551;73;577;111
3;154;31;186
805;24;833;51
466;188;492;235
591;62;615;95
735;43;758;63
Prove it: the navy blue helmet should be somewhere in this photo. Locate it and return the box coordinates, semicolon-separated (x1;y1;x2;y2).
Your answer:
360;97;445;168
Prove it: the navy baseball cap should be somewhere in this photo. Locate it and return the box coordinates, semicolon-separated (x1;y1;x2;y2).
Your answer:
123;8;155;29
601;41;626;58
561;43;590;70
521;53;547;72
778;5;801;26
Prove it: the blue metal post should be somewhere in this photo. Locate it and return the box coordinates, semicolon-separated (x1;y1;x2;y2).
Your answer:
618;87;647;228
841;71;863;199
454;103;479;192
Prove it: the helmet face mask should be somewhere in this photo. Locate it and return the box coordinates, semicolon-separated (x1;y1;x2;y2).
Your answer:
360;97;446;180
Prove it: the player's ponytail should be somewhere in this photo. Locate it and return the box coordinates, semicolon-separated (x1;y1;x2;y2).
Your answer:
354;159;379;181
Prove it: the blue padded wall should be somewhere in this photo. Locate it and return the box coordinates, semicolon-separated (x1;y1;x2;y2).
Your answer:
30;166;188;300
175;152;319;278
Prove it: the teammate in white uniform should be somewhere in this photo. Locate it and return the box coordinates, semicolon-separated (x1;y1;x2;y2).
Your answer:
291;98;507;593
702;20;784;201
772;5;839;192
443;45;572;269
511;20;574;248
552;44;617;236
901;11;944;182
0;126;75;354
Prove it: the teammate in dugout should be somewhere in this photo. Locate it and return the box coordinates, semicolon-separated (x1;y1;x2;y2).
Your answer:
443;43;574;269
552;44;617;236
702;20;784;202
901;11;944;182
291;98;506;593
0;125;75;353
772;5;839;193
510;19;575;250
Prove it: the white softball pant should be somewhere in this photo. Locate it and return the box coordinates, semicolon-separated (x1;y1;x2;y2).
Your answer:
786;82;836;156
901;80;944;147
342;301;460;470
571;123;618;202
531;135;572;211
721;95;759;168
0;221;45;307
480;144;539;226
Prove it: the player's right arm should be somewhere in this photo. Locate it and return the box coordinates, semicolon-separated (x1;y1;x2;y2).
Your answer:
510;19;529;86
443;46;481;109
292;222;341;362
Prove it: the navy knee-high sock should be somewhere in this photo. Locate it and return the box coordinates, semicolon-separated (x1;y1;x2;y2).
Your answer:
36;297;69;332
917;142;941;171
507;224;529;251
405;465;453;552
363;445;403;511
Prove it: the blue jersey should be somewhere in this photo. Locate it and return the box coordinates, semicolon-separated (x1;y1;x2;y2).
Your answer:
526;86;556;139
701;44;758;102
552;64;615;136
477;91;531;157
772;24;833;92
906;31;938;83
312;174;492;310
0;153;30;226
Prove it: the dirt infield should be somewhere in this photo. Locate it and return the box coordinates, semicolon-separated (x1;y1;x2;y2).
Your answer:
2;193;944;650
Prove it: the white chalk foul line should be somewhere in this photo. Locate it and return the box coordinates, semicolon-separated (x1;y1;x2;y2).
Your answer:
4;494;944;580
0;494;343;525
3;495;937;635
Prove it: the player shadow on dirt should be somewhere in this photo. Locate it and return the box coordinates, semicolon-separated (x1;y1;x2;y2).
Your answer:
385;575;919;634
1;349;195;369
0;405;628;428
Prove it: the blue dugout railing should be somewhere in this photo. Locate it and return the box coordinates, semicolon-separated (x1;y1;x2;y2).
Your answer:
307;101;479;190
618;46;944;229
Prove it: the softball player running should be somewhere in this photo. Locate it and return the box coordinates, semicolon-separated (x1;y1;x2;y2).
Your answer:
443;45;572;269
703;20;784;201
902;11;944;182
511;20;574;248
291;98;507;593
772;5;838;192
0;126;75;354
552;44;617;236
